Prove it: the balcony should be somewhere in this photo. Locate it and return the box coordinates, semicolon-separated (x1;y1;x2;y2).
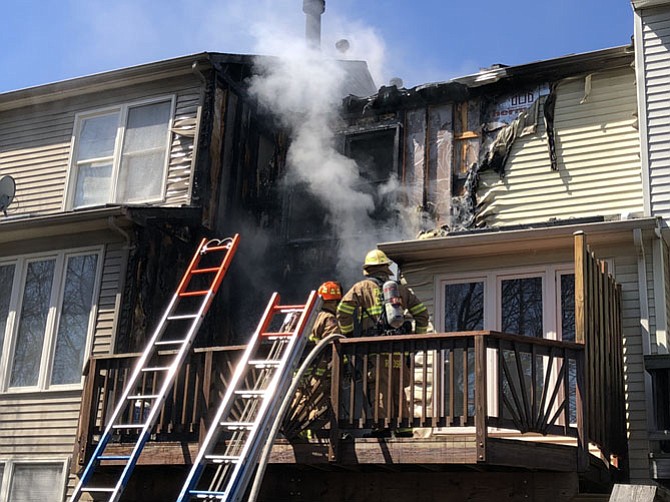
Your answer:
72;232;627;482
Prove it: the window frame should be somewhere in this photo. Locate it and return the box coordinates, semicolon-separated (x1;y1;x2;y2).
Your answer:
435;263;575;340
64;95;176;210
0;458;68;502
0;247;103;393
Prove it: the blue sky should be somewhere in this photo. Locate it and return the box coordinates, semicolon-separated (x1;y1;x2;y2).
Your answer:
1;0;634;94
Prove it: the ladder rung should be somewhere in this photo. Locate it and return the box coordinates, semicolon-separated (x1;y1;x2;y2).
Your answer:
83;487;116;493
141;366;170;372
191;490;226;499
205;454;240;464
261;332;293;338
97;455;131;461
234;390;266;398
112;423;146;429
273;306;304;313
127;394;159;400
167;314;199;321
179;290;210;297
220;421;255;430
248;359;281;368
203;244;232;252
191;267;221;274
154;339;188;346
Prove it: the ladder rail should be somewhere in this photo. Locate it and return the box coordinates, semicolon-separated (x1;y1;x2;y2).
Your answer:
70;234;239;502
175;293;283;501
223;291;320;501
107;289;216;496
247;332;345;502
177;291;321;502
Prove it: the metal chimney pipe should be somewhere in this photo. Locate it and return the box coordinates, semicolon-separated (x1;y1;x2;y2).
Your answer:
303;0;325;49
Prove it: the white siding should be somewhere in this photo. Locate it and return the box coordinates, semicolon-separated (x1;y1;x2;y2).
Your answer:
638;6;670;220
478;68;642;227
0;76;203;217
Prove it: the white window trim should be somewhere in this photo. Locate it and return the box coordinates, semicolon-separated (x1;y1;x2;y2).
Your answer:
0;247;103;394
0;458;69;502
63;95;176;211
435;263;575;340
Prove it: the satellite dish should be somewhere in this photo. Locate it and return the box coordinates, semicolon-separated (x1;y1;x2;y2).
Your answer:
0;175;16;216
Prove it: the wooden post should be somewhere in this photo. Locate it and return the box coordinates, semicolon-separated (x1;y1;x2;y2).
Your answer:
573;232;589;469
199;350;213;445
72;357;99;473
574;231;586;345
329;341;342;462
474;334;487;462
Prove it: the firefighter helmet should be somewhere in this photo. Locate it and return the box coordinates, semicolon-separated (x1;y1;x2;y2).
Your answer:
318;281;342;301
363;249;391;268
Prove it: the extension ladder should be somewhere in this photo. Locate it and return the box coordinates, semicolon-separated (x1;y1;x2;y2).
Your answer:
70;235;240;502
177;291;321;502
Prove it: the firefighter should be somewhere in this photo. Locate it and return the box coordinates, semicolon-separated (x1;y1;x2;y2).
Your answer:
290;281;342;439
336;249;429;337
310;281;342;342
336;249;429;436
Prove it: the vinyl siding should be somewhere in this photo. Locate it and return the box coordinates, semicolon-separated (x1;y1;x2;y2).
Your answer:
0;75;203;217
399;238;650;481
639;7;670;220
0;241;124;500
477;68;642;227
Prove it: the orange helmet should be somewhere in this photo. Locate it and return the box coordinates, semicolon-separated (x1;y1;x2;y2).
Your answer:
318;281;342;301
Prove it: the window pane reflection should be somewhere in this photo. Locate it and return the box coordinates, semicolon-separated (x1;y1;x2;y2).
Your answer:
52;254;98;385
0;264;15;357
444;281;484;331
501;277;543;337
10;259;55;387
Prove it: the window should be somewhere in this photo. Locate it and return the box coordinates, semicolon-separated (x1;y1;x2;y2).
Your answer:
438;266;575;339
67;97;174;209
443;280;484;331
0;460;67;502
0;249;101;391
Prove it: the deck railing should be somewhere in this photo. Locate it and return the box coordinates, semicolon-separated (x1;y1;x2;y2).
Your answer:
74;233;626;469
330;331;585;462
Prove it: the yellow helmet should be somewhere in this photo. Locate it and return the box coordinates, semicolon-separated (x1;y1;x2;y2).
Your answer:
363;249;391;268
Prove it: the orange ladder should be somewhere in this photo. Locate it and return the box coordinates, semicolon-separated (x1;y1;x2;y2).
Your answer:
70;235;240;502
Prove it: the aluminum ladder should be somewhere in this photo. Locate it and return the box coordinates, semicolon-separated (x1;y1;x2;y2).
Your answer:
70;235;240;502
176;291;321;502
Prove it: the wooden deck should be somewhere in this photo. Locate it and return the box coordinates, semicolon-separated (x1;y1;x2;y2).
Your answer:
93;433;585;472
72;233;626;486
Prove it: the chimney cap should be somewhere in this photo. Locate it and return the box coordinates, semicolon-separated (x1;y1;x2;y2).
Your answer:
303;0;325;15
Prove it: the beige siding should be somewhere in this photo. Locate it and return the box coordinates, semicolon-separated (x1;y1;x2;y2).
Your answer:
639;6;670;219
477;68;642;227
0;75;203;217
92;243;125;356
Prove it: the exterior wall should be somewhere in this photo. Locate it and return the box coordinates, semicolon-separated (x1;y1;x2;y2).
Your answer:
398;234;652;482
0;75;202;217
0;237;125;499
636;5;670;221
477;67;642;227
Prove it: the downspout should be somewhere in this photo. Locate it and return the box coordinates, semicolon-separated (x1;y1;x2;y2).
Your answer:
634;227;656;436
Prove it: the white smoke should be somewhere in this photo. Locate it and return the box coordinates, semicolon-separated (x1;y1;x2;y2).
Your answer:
249;32;424;283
